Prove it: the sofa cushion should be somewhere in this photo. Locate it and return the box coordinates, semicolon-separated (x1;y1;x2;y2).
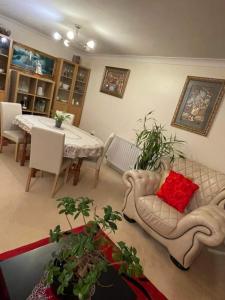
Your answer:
156;171;199;213
172;158;225;210
137;195;183;235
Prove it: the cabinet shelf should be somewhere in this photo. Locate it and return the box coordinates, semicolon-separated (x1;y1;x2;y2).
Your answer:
58;87;70;93
76;80;86;84
56;99;68;103
0;53;8;58
61;75;73;80
10;70;55;116
22;109;33;113
18;91;35;96
33;111;48;115
35;95;52;100
74;91;84;95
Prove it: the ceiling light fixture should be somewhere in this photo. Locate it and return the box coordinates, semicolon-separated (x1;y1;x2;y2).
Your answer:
64;39;70;47
53;24;96;51
1;37;8;44
53;32;62;41
66;30;75;40
86;40;95;49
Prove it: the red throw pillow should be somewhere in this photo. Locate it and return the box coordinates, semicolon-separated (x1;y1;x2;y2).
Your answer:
156;171;199;213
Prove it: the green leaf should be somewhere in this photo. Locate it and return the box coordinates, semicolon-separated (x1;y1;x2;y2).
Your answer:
49;225;62;242
135;112;185;170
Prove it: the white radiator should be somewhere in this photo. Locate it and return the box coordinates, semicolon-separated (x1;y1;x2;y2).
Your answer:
106;136;140;173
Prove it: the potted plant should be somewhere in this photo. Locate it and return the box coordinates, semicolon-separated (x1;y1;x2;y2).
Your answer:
135;111;185;170
54;112;71;128
46;196;143;300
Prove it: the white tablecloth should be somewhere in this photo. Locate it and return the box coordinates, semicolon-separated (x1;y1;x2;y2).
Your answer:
14;115;104;159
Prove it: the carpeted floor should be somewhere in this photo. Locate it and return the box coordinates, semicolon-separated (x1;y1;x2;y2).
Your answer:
0;145;224;300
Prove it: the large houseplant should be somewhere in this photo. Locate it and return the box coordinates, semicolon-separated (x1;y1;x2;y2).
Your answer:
135;111;185;170
46;197;143;300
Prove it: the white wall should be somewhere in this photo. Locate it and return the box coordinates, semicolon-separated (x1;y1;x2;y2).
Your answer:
81;55;225;173
0;14;75;59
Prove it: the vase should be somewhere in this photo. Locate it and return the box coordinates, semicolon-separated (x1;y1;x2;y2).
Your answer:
55;120;62;128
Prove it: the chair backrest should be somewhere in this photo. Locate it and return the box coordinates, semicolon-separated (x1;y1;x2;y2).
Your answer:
96;133;115;169
56;110;75;125
30;127;65;175
0;102;22;133
172;158;225;210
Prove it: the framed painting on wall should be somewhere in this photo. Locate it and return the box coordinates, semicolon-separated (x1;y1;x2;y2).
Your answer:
100;66;130;98
171;76;225;136
11;42;56;77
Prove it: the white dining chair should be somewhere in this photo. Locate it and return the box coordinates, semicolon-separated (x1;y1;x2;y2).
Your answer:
56;110;75;125
83;133;115;187
0;102;24;161
25;127;72;197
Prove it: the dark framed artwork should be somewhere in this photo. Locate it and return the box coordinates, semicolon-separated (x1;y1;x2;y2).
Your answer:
11;42;56;77
171;76;225;136
100;66;130;98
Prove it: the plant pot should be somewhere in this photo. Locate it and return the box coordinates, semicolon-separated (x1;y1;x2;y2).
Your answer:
50;258;95;300
51;280;95;300
55;120;62;128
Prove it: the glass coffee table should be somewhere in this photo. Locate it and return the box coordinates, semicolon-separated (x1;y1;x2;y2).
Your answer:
0;242;136;300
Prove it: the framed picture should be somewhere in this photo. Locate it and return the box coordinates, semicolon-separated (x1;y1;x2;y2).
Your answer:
171;76;225;136
11;42;56;77
100;66;130;98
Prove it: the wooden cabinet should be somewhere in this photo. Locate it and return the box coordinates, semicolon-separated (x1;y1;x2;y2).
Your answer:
0;34;12;102
10;70;55;116
52;59;90;126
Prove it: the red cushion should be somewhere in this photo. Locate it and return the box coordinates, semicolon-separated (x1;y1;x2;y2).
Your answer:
156;171;199;213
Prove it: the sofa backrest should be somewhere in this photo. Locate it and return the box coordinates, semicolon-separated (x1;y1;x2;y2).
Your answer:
172;158;225;211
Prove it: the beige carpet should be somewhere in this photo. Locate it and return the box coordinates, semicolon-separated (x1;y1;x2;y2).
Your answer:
0;145;224;300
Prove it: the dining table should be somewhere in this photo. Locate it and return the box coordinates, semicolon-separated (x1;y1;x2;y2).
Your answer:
13;114;104;185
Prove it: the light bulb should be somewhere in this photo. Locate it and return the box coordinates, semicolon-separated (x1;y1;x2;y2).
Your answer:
64;39;70;47
86;40;95;49
67;30;74;40
53;32;62;40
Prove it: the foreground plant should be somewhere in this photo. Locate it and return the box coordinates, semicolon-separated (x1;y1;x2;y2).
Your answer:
135;111;185;170
46;196;143;300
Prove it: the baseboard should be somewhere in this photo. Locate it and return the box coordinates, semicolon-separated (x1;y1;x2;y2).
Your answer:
208;243;225;255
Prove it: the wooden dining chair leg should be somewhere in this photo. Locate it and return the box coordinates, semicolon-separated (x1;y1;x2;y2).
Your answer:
25;168;34;192
15;143;20;162
73;158;83;185
51;174;59;198
0;136;4;153
20;132;29;166
94;169;100;188
64;166;70;184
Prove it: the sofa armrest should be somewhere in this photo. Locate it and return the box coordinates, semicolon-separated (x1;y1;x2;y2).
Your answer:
211;189;225;209
176;205;225;246
123;170;161;198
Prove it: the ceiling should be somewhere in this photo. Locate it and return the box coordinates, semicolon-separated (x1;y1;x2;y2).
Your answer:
1;0;225;58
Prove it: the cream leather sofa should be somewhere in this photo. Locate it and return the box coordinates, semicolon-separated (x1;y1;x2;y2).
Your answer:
122;158;225;270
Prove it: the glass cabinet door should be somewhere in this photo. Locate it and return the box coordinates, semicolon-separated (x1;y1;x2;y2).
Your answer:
0;36;10;91
72;67;89;107
56;61;75;103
